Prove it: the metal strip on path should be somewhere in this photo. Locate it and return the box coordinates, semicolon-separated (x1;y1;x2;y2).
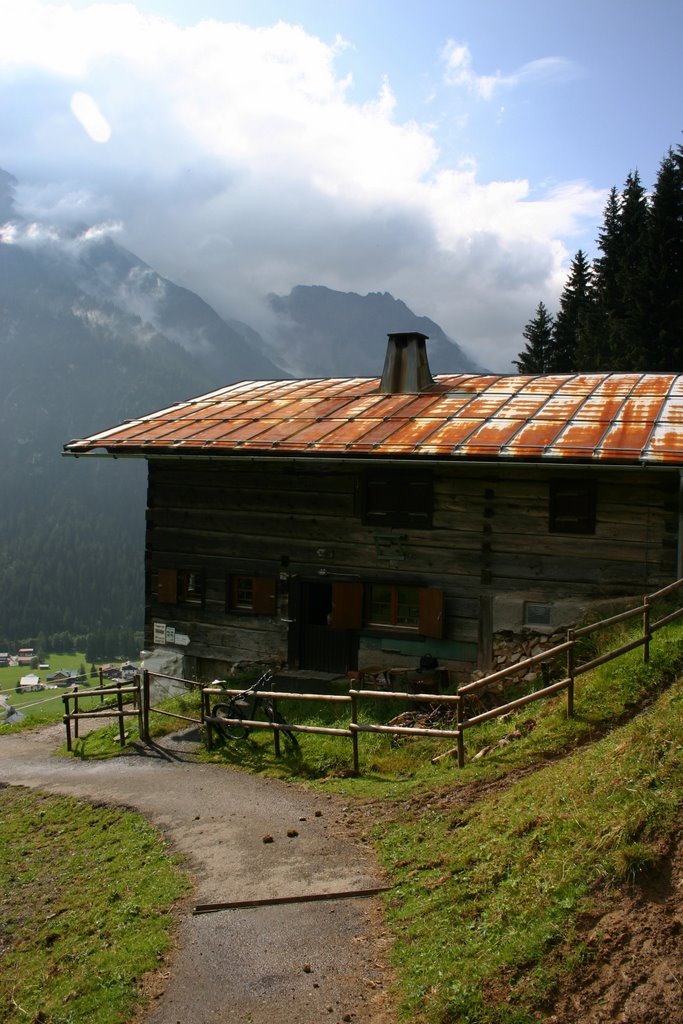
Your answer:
193;885;392;914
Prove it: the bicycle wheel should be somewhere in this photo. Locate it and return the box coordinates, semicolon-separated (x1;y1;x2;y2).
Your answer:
211;701;249;740
265;704;300;750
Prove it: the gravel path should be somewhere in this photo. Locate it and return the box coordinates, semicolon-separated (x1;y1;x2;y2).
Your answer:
0;724;395;1024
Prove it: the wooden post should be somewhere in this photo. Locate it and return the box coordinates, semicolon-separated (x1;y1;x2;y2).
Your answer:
456;695;465;768
99;667;104;704
566;629;575;718
350;689;359;775
63;692;72;752
203;689;213;750
117;682;125;746
643;594;650;663
271;697;282;757
73;685;80;741
136;674;143;740
142;671;150;743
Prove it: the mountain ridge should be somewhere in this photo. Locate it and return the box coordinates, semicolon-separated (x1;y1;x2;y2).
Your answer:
0;167;481;642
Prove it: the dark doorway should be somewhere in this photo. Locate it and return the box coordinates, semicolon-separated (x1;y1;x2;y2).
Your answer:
292;580;359;673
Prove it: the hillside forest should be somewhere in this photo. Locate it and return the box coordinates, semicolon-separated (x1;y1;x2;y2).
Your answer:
515;143;683;374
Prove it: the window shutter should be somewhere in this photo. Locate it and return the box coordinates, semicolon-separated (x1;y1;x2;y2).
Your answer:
252;577;277;615
418;588;444;638
330;582;364;629
157;569;177;604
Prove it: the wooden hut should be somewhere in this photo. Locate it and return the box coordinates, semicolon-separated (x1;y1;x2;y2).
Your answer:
64;333;683;683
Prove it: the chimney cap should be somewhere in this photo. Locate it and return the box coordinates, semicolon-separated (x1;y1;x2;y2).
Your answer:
386;330;429;343
380;331;434;394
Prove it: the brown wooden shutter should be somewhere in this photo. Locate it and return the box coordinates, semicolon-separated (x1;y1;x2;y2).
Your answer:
418;588;444;638
157;569;177;604
252;577;277;615
330;582;364;629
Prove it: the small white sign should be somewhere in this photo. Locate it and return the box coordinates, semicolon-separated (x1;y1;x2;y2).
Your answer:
165;625;176;644
174;633;191;647
153;621;166;644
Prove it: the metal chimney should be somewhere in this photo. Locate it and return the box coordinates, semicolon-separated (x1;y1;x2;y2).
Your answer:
379;331;434;394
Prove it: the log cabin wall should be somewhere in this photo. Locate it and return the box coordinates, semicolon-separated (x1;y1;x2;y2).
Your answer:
144;458;679;682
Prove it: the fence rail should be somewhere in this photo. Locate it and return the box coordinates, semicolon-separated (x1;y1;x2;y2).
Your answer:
61;578;683;772
62;681;141;751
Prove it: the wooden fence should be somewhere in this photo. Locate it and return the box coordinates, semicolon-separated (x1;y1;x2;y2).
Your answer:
202;577;683;771
63;578;683;769
62;681;141;751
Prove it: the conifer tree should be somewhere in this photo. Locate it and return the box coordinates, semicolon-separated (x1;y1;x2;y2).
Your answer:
552;250;593;372
644;147;683;369
513;302;554;374
609;171;650;368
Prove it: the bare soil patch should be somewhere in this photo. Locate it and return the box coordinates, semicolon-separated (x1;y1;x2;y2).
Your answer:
545;828;683;1024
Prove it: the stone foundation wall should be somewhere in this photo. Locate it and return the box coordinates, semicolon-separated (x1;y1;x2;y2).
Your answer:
471;629;567;688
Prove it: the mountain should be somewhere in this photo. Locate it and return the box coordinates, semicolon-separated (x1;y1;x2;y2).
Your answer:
0;171;285;646
265;284;482;377
0;169;481;646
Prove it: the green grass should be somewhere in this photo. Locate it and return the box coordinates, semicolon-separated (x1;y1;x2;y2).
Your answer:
0;653;103;731
376;675;683;1023
190;623;683;1022
0;787;190;1024
44;620;683;1023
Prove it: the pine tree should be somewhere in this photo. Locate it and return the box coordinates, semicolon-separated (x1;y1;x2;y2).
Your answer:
513;302;554;374
588;186;622;369
644;147;683;369
610;171;650;368
552;250;593;372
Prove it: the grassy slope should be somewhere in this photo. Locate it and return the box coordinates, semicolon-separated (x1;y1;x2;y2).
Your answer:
12;623;683;1023
193;622;683;1023
0;788;190;1024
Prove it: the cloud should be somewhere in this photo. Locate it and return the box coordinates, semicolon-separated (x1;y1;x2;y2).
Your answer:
442;40;581;100
0;3;603;370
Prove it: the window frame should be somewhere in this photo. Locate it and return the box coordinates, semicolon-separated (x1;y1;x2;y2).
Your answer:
548;480;597;535
156;568;205;608
360;471;433;529
226;573;277;615
363;583;444;638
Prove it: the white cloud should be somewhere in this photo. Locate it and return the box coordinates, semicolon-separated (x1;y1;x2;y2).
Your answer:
0;3;602;370
442;40;581;100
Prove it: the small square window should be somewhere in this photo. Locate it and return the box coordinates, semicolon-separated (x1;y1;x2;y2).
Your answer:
367;584;420;630
227;574;277;615
156;568;204;606
178;570;204;605
362;473;433;528
233;576;254;609
549;481;596;534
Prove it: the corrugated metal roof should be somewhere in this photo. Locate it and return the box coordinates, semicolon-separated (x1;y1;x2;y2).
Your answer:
63;372;683;465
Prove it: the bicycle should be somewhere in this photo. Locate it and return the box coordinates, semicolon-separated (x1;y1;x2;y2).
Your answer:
210;669;299;749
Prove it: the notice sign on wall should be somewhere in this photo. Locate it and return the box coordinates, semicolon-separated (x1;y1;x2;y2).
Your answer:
153;621;167;644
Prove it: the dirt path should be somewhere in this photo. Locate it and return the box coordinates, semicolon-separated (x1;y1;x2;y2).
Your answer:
0;725;396;1024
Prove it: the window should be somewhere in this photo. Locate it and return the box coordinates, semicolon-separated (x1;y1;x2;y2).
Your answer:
368;584;420;628
365;584;444;638
361;473;433;528
156;568;204;606
227;575;277;615
549;481;596;534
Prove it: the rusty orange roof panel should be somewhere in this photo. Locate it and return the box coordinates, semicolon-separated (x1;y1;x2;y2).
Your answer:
63;372;683;466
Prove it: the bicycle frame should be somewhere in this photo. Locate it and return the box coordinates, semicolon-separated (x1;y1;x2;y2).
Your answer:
210;669;299;749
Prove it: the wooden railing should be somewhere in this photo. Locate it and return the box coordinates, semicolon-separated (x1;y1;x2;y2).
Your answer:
62;680;141;751
64;579;683;771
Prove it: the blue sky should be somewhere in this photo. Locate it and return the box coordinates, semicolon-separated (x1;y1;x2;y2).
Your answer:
1;0;681;369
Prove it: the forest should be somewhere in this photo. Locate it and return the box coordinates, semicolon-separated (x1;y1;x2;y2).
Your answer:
515;142;683;373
